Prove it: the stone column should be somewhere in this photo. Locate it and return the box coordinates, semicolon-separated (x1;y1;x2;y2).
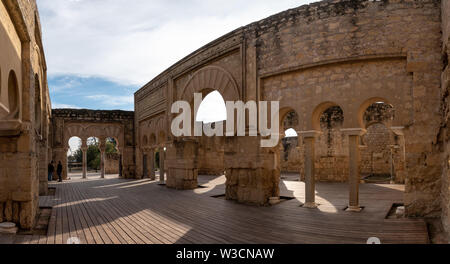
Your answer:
142;151;148;178
100;148;106;179
224;136;279;205
341;128;366;212
159;147;166;183
38;142;49;195
81;146;88;179
166;138;199;190
390;126;406;183
300;131;322;208
149;148;156;181
118;148;124;178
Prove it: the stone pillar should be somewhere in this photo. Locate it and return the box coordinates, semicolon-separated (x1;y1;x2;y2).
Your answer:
341;128;366;212
100;149;105;179
390;126;406;184
300;131;322;208
82;146;88;179
118;148;124;178
142;151;148;178
149;148;156;181
159;147;166;183
38;142;49;195
99;139;106;179
224;136;279;205
166;139;199;190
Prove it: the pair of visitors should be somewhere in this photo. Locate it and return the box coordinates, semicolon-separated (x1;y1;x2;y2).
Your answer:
48;161;63;182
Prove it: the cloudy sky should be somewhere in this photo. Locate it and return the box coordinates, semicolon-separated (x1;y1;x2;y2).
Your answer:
37;0;317;111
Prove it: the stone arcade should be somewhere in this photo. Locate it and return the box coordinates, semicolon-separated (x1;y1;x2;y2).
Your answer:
0;0;449;241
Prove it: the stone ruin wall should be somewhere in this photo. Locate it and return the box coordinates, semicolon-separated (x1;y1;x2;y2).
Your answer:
441;0;450;241
197;136;224;175
0;0;50;229
136;0;444;214
51;109;136;179
281;103;404;183
257;0;443;215
105;153;120;174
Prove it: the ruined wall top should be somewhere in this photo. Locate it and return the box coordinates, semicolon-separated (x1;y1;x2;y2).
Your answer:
52;109;134;122
135;0;440;99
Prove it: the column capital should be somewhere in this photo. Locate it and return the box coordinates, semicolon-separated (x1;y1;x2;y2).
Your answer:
299;130;322;139
340;128;366;136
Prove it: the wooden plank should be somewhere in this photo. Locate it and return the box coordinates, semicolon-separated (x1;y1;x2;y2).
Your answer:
29;174;429;244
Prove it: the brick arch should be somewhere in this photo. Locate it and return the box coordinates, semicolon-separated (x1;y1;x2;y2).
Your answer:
147;115;166;134
180;66;240;103
64;123;124;148
64;124;84;147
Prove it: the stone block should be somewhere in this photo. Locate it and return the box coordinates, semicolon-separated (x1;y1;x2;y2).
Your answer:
4;201;12;222
11;191;32;202
12;202;19;223
19;201;33;229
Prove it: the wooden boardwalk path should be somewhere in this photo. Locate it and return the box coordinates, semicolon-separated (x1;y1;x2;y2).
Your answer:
0;174;429;244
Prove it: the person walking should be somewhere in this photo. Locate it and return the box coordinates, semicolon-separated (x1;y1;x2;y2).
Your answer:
48;161;55;181
57;161;63;182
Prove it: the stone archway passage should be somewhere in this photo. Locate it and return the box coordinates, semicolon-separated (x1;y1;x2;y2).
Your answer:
51;109;135;180
131;0;448;218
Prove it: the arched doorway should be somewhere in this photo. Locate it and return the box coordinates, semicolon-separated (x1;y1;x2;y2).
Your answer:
103;137;121;178
360;102;401;184
316;105;346;182
279;109;301;182
67;136;82;178
195;90;227;177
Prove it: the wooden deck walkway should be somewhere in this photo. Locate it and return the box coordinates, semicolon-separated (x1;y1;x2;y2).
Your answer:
0;174;429;244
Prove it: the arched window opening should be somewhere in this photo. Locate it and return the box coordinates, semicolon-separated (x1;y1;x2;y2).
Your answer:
8;70;19;117
196;91;227;176
196;91;227;124
361;102;398;184
311;105;346;182
319;106;344;157
363;102;395;128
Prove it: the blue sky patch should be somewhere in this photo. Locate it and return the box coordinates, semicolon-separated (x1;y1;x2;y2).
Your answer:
49;75;138;111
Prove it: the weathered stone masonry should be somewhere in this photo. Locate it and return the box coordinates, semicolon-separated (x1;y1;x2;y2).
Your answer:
0;0;50;229
0;0;449;238
135;0;447;227
51;109;135;180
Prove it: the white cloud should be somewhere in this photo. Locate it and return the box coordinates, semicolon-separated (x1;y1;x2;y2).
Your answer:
52;103;81;109
85;94;134;107
37;0;318;87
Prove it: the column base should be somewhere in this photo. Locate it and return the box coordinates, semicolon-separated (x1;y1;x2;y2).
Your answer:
346;206;363;212
303;202;318;209
0;222;18;234
269;197;280;205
